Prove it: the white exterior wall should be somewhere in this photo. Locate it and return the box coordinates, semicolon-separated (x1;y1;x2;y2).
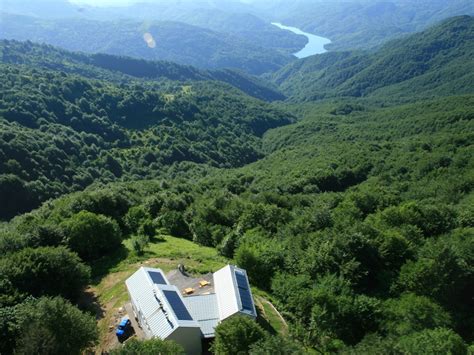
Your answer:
214;265;240;321
168;327;203;355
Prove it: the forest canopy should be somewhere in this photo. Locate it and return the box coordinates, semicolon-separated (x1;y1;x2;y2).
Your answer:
0;12;473;355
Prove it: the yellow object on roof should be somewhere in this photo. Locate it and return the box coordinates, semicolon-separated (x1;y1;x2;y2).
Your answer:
183;288;194;295
199;280;210;287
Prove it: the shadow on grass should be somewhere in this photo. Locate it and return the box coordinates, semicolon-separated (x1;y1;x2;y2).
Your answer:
78;288;105;320
90;244;130;282
257;308;277;336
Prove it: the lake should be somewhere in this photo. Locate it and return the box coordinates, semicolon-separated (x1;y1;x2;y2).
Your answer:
272;22;331;58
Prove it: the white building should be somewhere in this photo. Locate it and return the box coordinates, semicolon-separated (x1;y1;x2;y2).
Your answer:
125;265;257;354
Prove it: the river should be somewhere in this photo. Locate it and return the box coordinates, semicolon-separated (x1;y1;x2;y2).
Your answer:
271;22;331;58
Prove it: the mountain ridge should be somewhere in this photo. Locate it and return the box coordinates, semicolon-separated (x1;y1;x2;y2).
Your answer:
270;15;474;102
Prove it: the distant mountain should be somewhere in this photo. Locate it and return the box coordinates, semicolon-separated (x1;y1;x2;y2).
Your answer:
0;40;285;102
81;7;308;55
254;0;474;51
0;13;296;75
270;16;474;102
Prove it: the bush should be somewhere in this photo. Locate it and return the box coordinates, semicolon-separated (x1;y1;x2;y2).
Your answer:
61;210;122;261
250;335;305;355
14;297;98;355
0;246;90;302
396;328;467;354
110;338;184;355
211;315;266;355
130;234;150;256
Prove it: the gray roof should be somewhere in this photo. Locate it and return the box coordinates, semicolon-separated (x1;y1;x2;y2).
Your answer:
125;267;200;340
184;293;220;338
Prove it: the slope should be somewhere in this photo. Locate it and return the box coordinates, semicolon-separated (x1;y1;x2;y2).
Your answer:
0;40;285;102
0;13;296;75
1;94;472;352
0;48;294;219
255;0;474;51
271;16;474;102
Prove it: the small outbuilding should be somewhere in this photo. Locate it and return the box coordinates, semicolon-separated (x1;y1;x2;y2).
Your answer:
125;265;257;354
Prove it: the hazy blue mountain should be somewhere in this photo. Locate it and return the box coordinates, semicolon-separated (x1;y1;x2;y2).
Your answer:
251;0;474;50
0;13;297;75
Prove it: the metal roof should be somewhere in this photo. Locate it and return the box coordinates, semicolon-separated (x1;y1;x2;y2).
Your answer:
125;267;200;340
214;265;257;320
184;294;220;338
126;265;257;341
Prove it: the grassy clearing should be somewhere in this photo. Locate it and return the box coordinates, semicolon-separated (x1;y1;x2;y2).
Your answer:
91;235;287;350
91;235;227;349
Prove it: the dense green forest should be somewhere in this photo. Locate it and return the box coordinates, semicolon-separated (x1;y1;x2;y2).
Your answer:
270;16;474;102
0;13;473;355
0;40;285;102
0;42;293;218
0;12;300;75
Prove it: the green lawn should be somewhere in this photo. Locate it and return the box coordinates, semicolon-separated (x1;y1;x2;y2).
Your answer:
91;235;287;350
91;235;227;348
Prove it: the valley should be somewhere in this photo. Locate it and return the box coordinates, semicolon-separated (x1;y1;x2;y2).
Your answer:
0;2;473;354
271;22;331;58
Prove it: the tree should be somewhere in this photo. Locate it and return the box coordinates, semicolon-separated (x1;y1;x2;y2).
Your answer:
157;211;190;238
381;293;452;336
124;206;149;234
308;275;381;346
211;315;266;355
130;234;149;256
0;174;35;220
0;246;90;302
110;338;184;355
249;336;305;355
234;229;284;290
396;328;467;354
396;240;469;307
14;297;98;355
61;210;122;261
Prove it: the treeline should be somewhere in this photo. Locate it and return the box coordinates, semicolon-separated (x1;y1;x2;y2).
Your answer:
1;93;472;353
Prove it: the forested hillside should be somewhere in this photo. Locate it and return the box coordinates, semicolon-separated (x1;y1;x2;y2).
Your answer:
1;0;308;57
0;10;473;355
0;40;285;102
0;45;293;219
257;0;474;51
271;16;474;101
1;94;472;353
0;13;298;75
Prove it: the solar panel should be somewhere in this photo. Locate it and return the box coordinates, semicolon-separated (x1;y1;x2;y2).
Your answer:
148;271;167;285
235;272;248;288
235;271;254;312
163;290;193;321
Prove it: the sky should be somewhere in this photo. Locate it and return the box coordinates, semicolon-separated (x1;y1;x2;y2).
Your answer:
69;0;137;6
68;0;254;6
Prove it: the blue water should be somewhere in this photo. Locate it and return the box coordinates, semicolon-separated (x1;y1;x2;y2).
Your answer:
272;22;331;58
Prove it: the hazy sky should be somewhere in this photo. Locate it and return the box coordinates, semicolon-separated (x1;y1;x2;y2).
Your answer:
69;0;137;5
69;0;254;6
